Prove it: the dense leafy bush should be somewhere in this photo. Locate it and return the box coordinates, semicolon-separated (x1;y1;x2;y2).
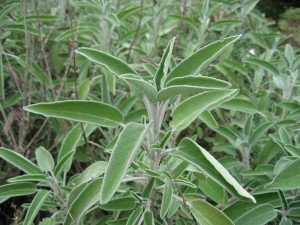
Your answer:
0;0;300;224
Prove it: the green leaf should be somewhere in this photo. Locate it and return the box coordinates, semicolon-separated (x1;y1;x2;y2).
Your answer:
220;99;257;113
126;206;143;225
142;178;155;198
0;53;4;99
117;5;141;19
198;111;219;129
35;147;54;172
158;75;231;101
234;204;277;225
171;89;238;130
0;183;37;198
24;100;124;128
279;127;292;145
0;147;42;174
171;138;255;202
23;190;49;225
166;35;241;82
100;122;151;204
245;58;279;76
17;55;51;87
248;32;269;49
100;196;136;211
4;24;40;36
120;74;157;103
211;20;242;28
266;158;300;189
195;174;228;205
0;2;19;21
57;124;97;172
160;186;173;218
249;121;274;145
144;211;155;225
54;151;75;176
191;199;234;225
64;178;102;225
17;14;58;22
76;161;107;186
75;47;138;76
8;174;48;183
154;37;176;90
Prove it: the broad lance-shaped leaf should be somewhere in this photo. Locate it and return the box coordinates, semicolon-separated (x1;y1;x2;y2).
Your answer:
8;174;48;183
126;206;144;225
191;199;235;225
56;124;97;174
76;161;107;186
23;190;49;225
198;111;219;129
35;147;54;172
171;138;256;203
160;186;173;218
234;204;277;225
171;89;238;131
120;74;157;103
99;196;136;211
24;100;123;128
0;147;42;174
245;58;279;76
266;158;300;190
158;75;231;101
75;47;138;76
0;182;37;198
220;99;257;113
154;37;176;90
165;35;241;83
100;122;151;204
64;178;102;225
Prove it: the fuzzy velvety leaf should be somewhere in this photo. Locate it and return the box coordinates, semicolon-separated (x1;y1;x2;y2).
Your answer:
24;190;49;225
120;74;157;103
0;183;37;198
245;58;279;76
76;161;107;186
100;197;136;211
126;206;143;225
166;35;241;82
100;122;151;204
158;75;231;101
234;204;277;225
191;199;234;225
266;158;300;189
25;100;123;128
57;124;97;173
35;147;54;172
154;37;176;90
199;111;219;129
171;138;255;202
171;89;238;130
64;178;102;225
7;174;48;183
249;121;274;145
160;186;173;218
75;47;138;76
220;99;257;113
0;147;42;174
0;54;4;99
144;211;155;225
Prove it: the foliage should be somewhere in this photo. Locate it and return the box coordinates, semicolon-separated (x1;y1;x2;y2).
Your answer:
0;0;300;224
